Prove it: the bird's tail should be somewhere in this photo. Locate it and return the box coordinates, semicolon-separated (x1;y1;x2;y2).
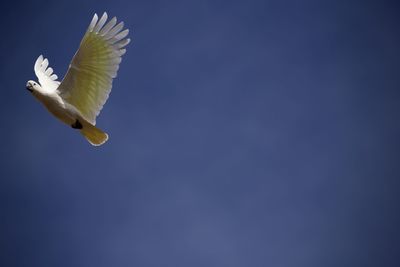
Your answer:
80;121;109;146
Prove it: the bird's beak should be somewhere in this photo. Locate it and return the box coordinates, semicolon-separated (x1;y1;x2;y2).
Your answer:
26;83;33;93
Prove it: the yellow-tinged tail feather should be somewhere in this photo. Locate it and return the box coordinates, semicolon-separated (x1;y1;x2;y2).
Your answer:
80;121;108;146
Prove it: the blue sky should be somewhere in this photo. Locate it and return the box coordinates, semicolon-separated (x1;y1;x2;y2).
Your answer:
1;0;400;266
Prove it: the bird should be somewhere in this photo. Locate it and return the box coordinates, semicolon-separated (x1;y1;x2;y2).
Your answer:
26;12;130;146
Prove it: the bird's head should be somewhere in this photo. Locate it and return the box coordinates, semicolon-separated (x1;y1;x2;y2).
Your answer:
26;80;41;93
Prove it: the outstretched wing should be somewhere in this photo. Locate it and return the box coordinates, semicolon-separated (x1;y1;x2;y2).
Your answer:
34;55;60;92
57;12;130;125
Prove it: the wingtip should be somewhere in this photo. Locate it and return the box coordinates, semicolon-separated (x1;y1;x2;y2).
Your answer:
88;13;99;32
100;12;108;20
34;55;44;70
93;12;109;33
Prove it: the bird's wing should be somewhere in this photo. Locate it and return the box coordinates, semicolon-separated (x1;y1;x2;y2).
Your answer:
57;12;130;125
34;55;61;92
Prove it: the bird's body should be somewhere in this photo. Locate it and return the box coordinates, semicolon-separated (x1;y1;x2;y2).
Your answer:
31;87;78;126
26;12;130;146
29;84;109;145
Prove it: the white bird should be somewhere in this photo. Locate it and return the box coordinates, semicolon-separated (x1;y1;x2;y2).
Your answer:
26;12;130;146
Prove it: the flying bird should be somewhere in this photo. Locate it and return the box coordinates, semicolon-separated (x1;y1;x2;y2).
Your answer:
26;12;130;146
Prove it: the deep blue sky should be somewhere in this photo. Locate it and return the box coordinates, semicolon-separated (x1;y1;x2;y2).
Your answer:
1;0;400;266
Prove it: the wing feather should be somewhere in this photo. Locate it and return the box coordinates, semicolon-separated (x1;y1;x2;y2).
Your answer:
57;12;130;125
33;55;61;92
88;14;98;32
45;67;53;75
111;29;129;44
100;17;117;36
105;22;124;39
93;12;108;33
